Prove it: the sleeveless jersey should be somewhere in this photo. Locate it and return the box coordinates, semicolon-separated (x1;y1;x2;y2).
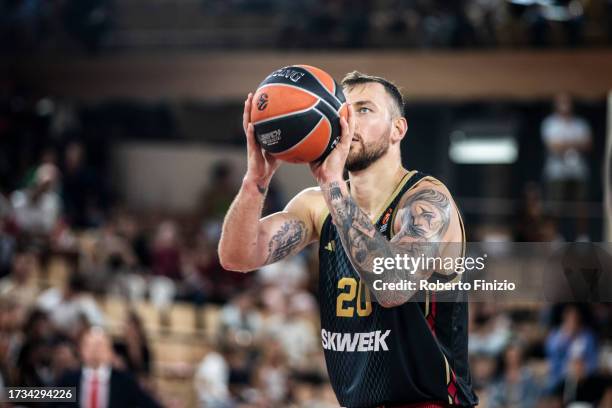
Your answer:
318;170;479;408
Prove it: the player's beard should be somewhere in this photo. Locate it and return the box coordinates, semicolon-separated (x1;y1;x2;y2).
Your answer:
345;130;390;172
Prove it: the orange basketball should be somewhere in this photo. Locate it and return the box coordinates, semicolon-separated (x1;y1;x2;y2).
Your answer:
251;65;348;163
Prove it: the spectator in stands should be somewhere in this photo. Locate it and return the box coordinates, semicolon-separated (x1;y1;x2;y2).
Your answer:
0;370;4;405
55;327;162;407
201;221;254;303
0;248;38;307
0;297;26;384
51;340;80;385
194;342;232;408
113;310;152;380
199;161;238;223
550;340;612;406
536;1;585;47
10;163;61;236
114;210;151;271
225;345;255;400
257;256;309;294
81;216;138;295
149;219;203;312
0;191;15;278
15;309;58;387
276;293;319;370
545;305;598;392
291;373;343;408
220;292;262;346
514;182;563;242
37;273;105;338
488;341;542;408
541;92;592;241
261;180;284;217
468;304;512;356
151;220;182;282
21;147;59;188
62;141;104;228
253;339;290;404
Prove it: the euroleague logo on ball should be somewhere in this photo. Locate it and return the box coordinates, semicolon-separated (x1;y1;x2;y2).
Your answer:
257;93;269;111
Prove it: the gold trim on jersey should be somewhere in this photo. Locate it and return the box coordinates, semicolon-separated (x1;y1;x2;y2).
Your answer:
458;205;466;258
443;354;455;405
447;272;462;284
444;354;451;385
371;170;417;224
317;207;330;239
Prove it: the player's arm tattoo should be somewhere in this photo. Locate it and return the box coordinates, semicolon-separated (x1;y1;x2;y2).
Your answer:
265;219;308;264
322;181;452;307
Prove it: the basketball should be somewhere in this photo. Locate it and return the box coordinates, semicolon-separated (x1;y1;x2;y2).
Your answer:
251;65;348;163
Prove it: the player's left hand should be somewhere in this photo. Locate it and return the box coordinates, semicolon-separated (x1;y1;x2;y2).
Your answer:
310;103;354;184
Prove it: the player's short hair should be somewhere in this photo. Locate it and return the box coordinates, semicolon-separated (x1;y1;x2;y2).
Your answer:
341;71;404;118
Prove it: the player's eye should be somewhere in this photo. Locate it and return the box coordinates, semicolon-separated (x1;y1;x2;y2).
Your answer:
358;107;371;113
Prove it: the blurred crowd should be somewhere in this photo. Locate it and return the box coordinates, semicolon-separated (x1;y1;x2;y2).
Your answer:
2;0;612;53
273;0;612;49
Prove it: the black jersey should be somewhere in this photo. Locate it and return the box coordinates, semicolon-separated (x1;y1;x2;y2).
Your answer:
318;170;478;408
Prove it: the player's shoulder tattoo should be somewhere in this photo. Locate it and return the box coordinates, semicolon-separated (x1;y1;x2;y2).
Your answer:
395;186;452;242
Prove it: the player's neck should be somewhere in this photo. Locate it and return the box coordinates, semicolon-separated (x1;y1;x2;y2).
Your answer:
347;158;406;220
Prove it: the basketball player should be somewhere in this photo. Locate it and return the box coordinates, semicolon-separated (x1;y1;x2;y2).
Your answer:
218;72;479;408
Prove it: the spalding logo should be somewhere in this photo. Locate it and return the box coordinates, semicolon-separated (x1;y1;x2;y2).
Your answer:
257;93;269;111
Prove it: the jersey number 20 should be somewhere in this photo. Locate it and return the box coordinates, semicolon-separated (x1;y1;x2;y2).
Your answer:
336;277;372;317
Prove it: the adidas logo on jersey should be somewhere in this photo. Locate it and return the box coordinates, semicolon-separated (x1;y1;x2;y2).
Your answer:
321;329;391;352
324;241;335;251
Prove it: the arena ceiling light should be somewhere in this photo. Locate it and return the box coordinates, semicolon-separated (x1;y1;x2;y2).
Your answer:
449;130;518;164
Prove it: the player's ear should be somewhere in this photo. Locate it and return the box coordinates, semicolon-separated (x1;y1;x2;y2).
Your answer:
391;116;408;143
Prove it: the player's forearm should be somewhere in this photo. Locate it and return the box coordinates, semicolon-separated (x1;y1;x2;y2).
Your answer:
218;176;270;271
321;180;429;307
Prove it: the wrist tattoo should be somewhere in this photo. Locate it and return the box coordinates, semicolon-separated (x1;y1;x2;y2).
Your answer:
328;182;343;201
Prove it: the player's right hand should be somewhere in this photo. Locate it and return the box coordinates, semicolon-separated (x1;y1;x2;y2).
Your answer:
243;92;280;185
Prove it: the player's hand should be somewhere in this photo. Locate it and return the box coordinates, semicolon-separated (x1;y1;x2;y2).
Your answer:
310;103;354;184
243;93;280;185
